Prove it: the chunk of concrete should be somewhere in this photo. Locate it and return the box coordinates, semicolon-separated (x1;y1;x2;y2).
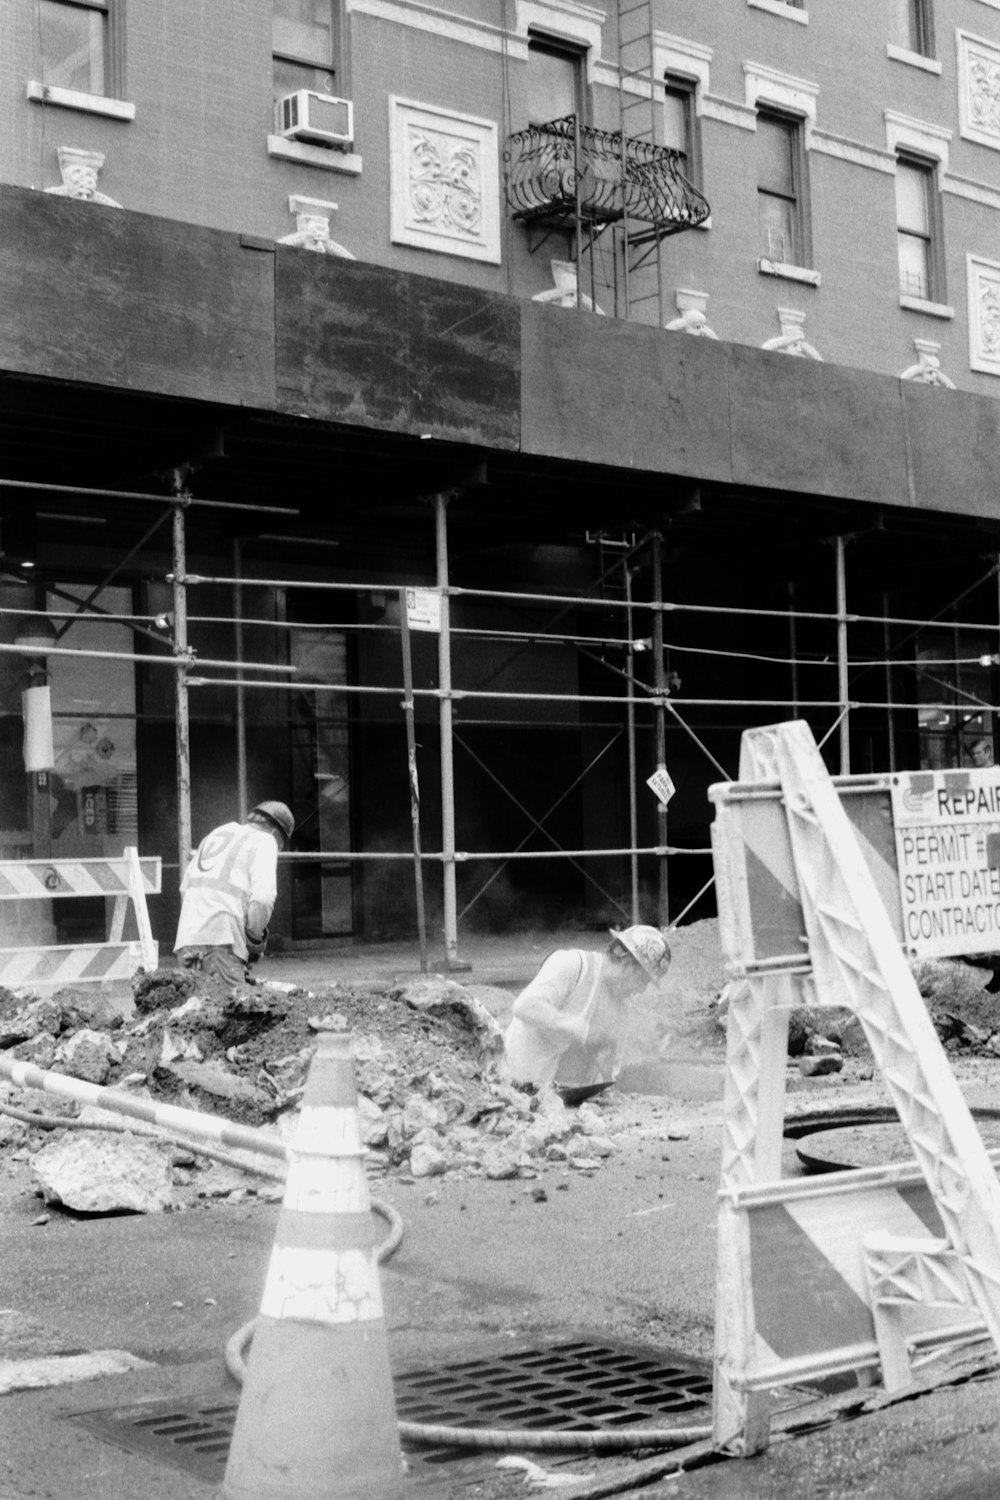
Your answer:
31;1132;174;1214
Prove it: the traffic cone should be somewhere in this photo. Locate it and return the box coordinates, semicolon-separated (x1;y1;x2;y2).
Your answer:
221;1029;405;1500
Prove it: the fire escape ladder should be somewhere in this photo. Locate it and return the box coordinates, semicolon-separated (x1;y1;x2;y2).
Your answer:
616;0;663;324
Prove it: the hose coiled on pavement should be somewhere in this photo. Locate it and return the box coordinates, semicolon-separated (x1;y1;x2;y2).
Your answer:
4;1100;709;1453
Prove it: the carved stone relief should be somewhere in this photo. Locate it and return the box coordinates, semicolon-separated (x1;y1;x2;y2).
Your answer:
959;32;1000;150
389;99;500;263
278;195;355;257
761;307;822;359
531;259;604;314
45;147;120;206
665;288;718;337
900;339;955;388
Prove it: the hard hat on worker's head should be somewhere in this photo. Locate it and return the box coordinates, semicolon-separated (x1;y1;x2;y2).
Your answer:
609;925;671;983
249;800;295;843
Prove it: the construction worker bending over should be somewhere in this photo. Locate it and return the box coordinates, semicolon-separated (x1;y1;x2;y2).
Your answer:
174;800;295;987
503;925;671;1104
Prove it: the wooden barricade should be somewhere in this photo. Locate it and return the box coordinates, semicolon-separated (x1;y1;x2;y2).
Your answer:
0;848;159;991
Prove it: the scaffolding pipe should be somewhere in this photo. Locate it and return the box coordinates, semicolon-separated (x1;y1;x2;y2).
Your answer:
836;536;850;775
174;572;1000;635
173;500;192;870
271;845;694;861
788;583;800;719
651;534;668;926
0;477;297;514
883;591;896;774
399;590;429;973
625;564;640;925
181;677;995;715
0;641;293;671
234;540;248;821
434;495;461;969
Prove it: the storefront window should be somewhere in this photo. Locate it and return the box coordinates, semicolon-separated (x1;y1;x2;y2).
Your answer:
916;628;994;769
45;585;137;858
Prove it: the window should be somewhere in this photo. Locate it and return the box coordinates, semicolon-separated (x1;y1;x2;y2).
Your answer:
757;111;805;265
896;157;937;300
38;0;108;95
916;631;993;770
273;0;340;101
892;0;933;57
663;76;701;186
527;34;586;126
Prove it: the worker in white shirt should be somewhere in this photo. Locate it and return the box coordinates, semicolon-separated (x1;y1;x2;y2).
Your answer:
503;924;671;1104
174;800;295;987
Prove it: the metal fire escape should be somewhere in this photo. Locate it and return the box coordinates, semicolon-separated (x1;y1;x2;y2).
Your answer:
503;0;709;321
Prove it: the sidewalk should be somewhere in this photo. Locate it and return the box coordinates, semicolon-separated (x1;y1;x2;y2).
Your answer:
256;928;604;993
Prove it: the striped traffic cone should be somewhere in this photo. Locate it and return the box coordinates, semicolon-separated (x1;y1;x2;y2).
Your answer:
221;1030;404;1500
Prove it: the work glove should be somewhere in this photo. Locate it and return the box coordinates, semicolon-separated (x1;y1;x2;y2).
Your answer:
245;926;268;964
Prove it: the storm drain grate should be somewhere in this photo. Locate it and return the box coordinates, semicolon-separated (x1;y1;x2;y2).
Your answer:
67;1340;713;1484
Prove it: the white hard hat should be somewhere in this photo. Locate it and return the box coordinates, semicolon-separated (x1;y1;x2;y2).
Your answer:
251;801;295;841
609;925;672;982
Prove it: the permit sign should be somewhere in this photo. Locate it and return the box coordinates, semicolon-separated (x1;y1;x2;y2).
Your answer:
646;768;676;806
890;768;1000;958
404;587;441;633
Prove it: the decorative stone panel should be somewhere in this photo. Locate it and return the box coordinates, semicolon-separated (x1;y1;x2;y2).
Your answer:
968;254;1000;375
389;98;500;263
959;31;1000;151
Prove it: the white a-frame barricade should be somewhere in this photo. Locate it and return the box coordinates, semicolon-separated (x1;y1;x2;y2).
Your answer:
0;847;159;991
710;721;1000;1456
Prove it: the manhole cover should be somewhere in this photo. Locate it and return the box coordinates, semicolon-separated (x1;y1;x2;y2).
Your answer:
797;1118;1000;1173
67;1340;713;1484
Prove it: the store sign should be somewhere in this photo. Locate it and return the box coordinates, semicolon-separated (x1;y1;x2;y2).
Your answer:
646;768;676;806
405;587;441;634
890;768;1000;957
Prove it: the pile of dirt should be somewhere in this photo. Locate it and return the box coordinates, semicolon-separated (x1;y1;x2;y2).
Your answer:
0;966;637;1209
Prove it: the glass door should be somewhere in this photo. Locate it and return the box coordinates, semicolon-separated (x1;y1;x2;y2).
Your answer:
289;627;353;936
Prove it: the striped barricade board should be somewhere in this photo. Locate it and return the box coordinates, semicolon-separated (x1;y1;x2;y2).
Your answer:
0;941;156;990
0;857;160;900
0;849;160;986
719;1156;992;1397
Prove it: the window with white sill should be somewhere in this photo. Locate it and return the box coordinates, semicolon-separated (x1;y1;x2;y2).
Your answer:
757;110;809;269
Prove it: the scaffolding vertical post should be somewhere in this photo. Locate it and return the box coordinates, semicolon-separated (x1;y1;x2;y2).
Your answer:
434;493;462;969
650;533;669;926
398;590;429;973
836;535;850;775
172;497;192;870
625;563;640;924
788;583;800;718
883;591;896;773
234;539;248;821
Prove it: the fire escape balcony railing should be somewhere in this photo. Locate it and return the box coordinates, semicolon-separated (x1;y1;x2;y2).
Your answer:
504;115;710;234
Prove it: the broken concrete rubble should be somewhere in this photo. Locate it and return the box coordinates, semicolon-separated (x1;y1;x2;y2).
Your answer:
31;1131;174;1214
0;963;653;1214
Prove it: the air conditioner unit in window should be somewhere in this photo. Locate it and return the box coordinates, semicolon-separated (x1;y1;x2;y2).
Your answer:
276;90;353;148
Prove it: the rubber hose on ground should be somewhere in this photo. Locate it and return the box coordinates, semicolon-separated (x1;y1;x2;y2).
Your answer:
0;1100;405;1263
224;1318;711;1453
